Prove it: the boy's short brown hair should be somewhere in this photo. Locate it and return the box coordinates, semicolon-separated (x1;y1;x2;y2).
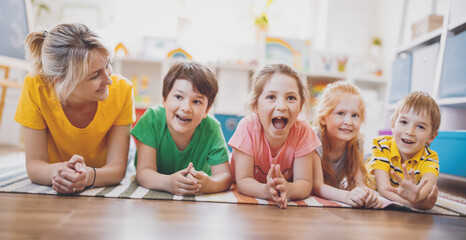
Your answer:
162;61;218;110
390;91;441;135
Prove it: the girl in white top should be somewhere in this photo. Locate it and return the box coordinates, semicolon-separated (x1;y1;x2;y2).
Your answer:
312;81;379;208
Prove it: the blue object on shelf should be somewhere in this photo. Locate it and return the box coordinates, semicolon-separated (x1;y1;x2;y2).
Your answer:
390;53;412;103
430;131;466;178
439;30;466;98
215;114;244;151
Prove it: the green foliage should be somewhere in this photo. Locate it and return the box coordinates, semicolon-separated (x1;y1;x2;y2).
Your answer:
372;37;382;46
255;12;268;29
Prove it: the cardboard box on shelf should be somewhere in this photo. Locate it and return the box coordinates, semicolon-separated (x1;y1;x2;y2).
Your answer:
411;14;444;40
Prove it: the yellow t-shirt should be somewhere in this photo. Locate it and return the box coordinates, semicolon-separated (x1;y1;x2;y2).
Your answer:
15;74;135;167
366;136;440;187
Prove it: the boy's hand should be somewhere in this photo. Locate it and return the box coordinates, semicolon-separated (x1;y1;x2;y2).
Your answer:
345;187;367;207
266;164;283;208
386;164;428;204
169;162;201;196
273;164;290;209
188;168;212;193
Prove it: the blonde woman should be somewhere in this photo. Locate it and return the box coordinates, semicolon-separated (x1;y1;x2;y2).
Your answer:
15;23;135;194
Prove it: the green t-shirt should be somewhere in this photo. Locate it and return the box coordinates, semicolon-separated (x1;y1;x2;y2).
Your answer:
131;106;229;176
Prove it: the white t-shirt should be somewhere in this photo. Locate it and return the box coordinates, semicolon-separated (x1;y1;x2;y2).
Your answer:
312;126;363;178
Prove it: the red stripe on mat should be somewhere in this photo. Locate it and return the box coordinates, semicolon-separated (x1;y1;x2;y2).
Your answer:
439;193;466;205
293;200;308;206
231;188;259;204
313;196;342;207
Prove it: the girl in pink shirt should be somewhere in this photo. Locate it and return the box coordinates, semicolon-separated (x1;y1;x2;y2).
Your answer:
229;64;321;208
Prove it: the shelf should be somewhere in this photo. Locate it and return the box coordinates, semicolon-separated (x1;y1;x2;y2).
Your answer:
114;57;163;65
448;15;466;33
209;63;256;72
307;71;347;78
353;75;387;85
437;97;466;108
0;57;30;71
135;101;158;109
387;103;397;111
353;76;387;93
397;28;442;53
212;108;249;116
0;79;22;88
306;71;347;83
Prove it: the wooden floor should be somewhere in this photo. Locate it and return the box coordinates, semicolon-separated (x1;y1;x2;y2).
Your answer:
1;146;465;239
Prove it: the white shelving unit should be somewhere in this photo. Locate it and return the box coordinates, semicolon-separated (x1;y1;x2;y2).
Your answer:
112;57;258;114
112;57;168;109
387;0;466;131
113;56;387;152
209;64;255;116
113;57;387;108
397;28;442;53
386;0;466;179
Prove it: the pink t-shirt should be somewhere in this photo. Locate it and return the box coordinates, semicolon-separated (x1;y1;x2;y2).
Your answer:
229;115;321;183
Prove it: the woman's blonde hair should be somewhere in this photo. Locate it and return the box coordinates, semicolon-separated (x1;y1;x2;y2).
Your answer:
25;23;111;104
249;63;308;110
315;80;370;190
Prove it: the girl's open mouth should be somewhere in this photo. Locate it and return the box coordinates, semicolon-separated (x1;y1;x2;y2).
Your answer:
272;117;288;129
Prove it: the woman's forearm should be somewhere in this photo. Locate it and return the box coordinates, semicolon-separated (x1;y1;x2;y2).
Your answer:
91;161;127;187
25;159;61;185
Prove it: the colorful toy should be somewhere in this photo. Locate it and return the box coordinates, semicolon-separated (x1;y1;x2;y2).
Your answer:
114;43;128;57
166;48;192;60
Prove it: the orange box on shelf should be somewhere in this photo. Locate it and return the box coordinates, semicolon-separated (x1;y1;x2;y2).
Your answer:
133;107;148;127
411;14;443;40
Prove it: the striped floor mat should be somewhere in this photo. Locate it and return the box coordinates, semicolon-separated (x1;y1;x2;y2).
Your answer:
1;152;465;217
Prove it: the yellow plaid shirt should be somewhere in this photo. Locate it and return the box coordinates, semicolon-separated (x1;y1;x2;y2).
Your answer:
366;136;439;187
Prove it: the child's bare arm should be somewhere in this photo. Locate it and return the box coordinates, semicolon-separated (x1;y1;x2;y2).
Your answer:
312;155;368;207
416;173;437;201
413;185;438;210
235;149;275;200
286;151;315;200
136;141;200;195
311;155;349;203
272;152;313;209
189;162;232;194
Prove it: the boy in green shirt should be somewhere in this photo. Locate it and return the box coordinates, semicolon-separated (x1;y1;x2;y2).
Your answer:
131;62;232;195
